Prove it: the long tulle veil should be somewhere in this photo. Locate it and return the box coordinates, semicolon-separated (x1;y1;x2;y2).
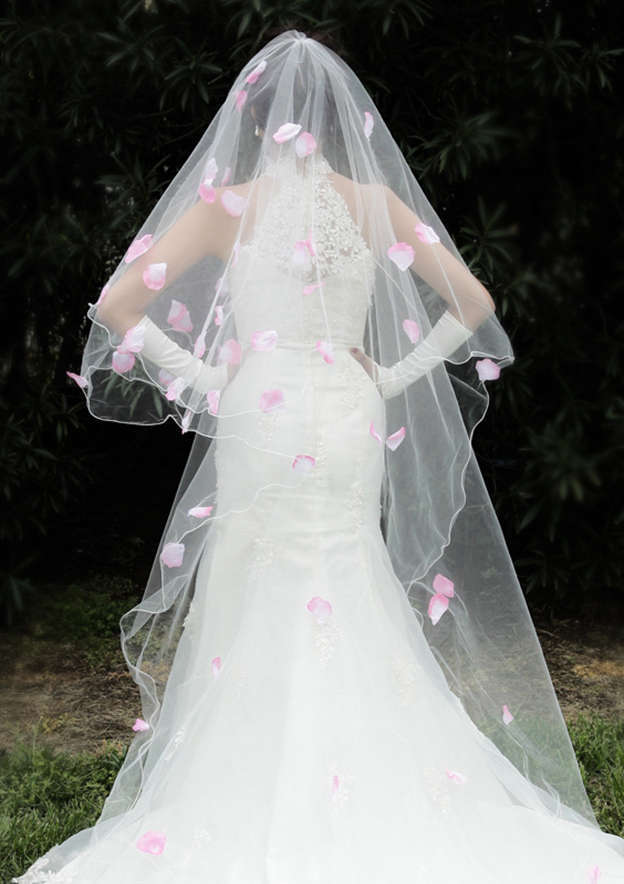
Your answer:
25;25;623;881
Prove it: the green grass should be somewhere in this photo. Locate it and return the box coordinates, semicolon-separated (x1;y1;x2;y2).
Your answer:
0;737;127;882
2;714;623;881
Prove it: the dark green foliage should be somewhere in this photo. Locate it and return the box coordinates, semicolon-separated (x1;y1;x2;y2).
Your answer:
1;0;622;621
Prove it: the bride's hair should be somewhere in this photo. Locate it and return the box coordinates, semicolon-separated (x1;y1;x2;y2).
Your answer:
247;25;345;149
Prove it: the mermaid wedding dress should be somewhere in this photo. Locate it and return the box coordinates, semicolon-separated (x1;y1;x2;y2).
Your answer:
17;154;624;884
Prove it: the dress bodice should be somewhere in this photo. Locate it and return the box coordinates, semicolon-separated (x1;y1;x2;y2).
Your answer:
228;154;376;350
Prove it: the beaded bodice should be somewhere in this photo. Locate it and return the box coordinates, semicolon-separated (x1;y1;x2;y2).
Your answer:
228;154;375;349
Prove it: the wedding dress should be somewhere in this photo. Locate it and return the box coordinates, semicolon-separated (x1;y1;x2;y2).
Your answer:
14;29;624;884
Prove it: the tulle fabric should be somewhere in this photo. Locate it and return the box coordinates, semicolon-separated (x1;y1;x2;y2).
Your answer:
17;352;624;882
16;27;624;883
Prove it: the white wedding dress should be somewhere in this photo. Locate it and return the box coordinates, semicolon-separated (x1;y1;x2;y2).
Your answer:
17;161;624;884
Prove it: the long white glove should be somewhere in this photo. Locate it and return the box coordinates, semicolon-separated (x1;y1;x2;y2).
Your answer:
131;314;229;394
375;310;474;400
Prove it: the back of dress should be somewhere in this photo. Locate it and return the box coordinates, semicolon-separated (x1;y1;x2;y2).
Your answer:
227;152;375;352
50;32;622;883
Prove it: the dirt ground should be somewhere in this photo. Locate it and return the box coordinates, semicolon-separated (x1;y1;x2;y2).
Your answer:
1;614;623;756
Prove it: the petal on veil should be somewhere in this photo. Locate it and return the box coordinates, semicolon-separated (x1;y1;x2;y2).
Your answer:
142;261;167;291
427;592;449;625
160;541;185;568
370;421;383;443
167;299;193;333
476;358;501;381
432;573;455;598
292;454;316;472
259;389;284;412
112;350;135;374
124;233;153;263
385;426;406;450
136;831;166;855
387;242;415;271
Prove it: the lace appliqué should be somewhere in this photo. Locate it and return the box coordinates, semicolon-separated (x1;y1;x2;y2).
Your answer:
247;536;275;582
162;727;186;761
11;856;76;884
257;405;280;442
422;765;451;814
311;616;343;667
391;653;423;706
183;600;198;636
259;156;375;285
328;761;355;810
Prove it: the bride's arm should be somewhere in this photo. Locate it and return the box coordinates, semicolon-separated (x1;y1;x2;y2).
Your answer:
382;184;496;326
94;183;250;390
353;184;497;399
95;184;247;336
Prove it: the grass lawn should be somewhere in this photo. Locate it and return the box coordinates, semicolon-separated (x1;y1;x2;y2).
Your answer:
1;576;623;880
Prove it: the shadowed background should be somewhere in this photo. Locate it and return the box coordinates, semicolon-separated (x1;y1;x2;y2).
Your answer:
1;1;623;877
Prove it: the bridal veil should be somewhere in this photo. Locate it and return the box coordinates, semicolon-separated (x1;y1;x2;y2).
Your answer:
57;26;620;866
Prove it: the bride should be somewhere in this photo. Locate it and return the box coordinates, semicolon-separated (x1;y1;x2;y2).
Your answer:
16;28;624;884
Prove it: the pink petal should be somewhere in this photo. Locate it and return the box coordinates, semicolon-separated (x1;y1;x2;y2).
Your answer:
315;340;334;364
165;376;187;401
218;338;242;365
206;390;220;414
303;282;323;295
187;505;213;518
331;774;340;793
363;111;374;138
220;190;247;217
142;262;167;291
160;541;185;567
272;122;302;143
476;358;501;381
198;179;216;203
167;299;193;333
112;350;135;374
245;59;267;84
158;368;176;386
432;573;455;598
295;131;317;158
307;596;333;624
212;656;222;678
259;388;284;412
292;240;313;269
132;718;149;732
118;323;146;354
502;704;514;725
251;329;278;351
193;333;206;358
66;370;88;389
445;769;467;784
136;831;166;855
413;221;440;244
427;592;449;625
214;305;224;326
221;166;231;186
385;426;406;451
124;233;153;263
96;282;110;305
402;318;421;343
589;866;601;884
387;242;414;272
292;454;316;472
369;421;383;443
235;89;247;111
